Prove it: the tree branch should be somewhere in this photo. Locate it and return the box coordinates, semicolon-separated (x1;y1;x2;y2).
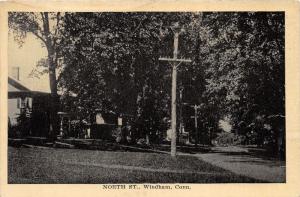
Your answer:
55;12;61;36
53;12;61;47
132;20;143;35
32;30;46;44
40;12;45;25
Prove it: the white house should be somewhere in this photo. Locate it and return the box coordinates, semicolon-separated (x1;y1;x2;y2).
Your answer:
8;75;51;137
8;76;33;125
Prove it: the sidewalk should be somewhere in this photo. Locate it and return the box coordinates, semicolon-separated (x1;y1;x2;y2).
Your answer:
193;146;286;182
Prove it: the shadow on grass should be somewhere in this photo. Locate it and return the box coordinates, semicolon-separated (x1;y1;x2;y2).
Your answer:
8;146;264;184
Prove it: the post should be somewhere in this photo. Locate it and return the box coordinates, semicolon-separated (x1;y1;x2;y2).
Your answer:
194;105;198;147
171;65;177;157
68;117;71;138
179;88;183;135
190;105;200;147
170;32;179;157
173;32;179;59
60;116;63;137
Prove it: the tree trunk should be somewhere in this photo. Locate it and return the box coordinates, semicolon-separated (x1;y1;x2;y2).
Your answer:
44;12;59;141
48;61;59;141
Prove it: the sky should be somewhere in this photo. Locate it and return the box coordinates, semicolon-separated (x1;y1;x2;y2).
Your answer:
219;119;232;132
8;32;50;93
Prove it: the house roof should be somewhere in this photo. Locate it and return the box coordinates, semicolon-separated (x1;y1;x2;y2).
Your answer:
8;77;51;98
8;90;50;99
8;76;31;91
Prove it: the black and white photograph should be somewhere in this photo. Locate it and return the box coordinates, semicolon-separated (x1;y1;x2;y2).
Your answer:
7;11;286;184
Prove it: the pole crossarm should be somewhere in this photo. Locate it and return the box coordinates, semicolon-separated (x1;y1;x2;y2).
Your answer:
159;57;191;69
183;103;201;109
159;57;192;63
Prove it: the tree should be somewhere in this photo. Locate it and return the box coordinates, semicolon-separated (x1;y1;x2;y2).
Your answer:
57;12;284;154
9;12;63;139
200;12;284;153
58;12;198;143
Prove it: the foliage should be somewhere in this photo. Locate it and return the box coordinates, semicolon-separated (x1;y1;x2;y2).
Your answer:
9;12;64;139
58;12;200;140
8;12;63;94
11;12;284;152
201;12;284;151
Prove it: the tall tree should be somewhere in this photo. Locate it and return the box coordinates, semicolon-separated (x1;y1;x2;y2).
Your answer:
57;12;284;152
58;12;198;142
200;12;284;152
9;12;63;139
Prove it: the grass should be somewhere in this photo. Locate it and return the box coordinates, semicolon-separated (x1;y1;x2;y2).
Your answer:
8;146;261;183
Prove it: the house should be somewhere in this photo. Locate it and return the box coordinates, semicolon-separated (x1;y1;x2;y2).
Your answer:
8;67;128;140
8;76;32;126
8;76;51;137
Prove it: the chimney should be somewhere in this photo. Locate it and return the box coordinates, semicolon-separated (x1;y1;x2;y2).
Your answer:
12;67;20;81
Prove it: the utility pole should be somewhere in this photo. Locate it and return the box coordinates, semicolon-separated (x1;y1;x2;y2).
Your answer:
159;23;191;157
190;104;201;147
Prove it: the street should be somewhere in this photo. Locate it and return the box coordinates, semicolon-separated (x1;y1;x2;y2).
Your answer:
195;146;286;182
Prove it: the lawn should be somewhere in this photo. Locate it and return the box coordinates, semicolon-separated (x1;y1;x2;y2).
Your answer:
8;146;261;183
